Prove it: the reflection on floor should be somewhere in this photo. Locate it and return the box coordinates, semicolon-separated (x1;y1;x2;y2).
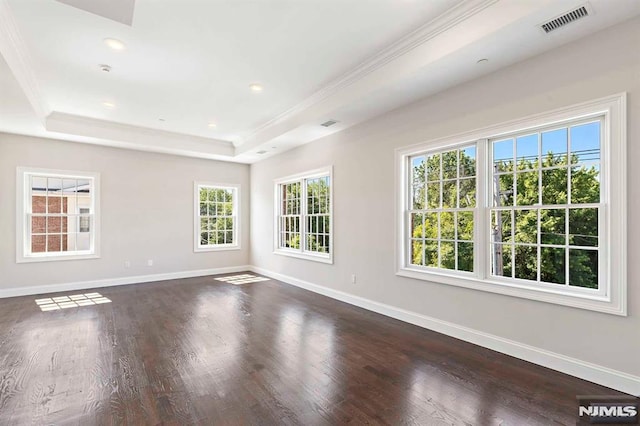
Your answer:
35;292;112;311
214;273;270;285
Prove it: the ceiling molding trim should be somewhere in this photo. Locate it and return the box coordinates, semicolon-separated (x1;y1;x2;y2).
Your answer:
239;0;498;145
46;112;236;157
0;0;50;123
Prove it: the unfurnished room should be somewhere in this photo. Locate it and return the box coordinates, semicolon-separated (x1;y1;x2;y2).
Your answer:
0;0;639;424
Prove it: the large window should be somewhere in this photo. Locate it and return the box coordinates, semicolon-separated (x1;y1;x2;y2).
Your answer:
17;168;100;263
194;183;239;251
274;167;332;263
396;94;626;315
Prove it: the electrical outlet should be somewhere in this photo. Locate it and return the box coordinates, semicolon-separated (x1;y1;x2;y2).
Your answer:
124;260;131;268
147;259;153;266
351;274;357;284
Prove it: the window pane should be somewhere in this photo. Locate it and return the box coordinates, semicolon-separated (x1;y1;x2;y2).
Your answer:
459;178;475;208
459;146;476;177
76;233;90;251
540;208;566;245
569;249;598;289
491;210;512;243
424;213;438;239
200;217;208;232
457;211;473;241
570;121;600;164
457;242;473;272
514;245;537;281
411;214;424;239
542;128;568;166
440;241;455;270
495;174;514;206
514;210;537;244
516;171;539;206
208;189;216;202
491;244;512;277
424;240;438;267
48;234;62;252
47;216;62;233
412;185;424;210
493;139;514;173
62;179;77;197
32;194;46;213
32;235;46;253
569;208;598;247
440;212;454;240
442;180;456;208
200;202;207;216
32;216;46;233
516;134;538;171
442;151;457;180
47;194;64;214
571;163;600;204
411;240;424;266
426;183;440;209
427;153;440;181
542;168;568;205
412;156;425;185
541;247;566;284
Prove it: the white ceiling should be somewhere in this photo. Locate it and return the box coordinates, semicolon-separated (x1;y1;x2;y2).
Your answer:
1;0;639;163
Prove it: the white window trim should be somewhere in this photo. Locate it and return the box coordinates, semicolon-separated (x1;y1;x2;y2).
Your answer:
395;93;627;316
273;166;334;264
193;182;241;252
16;167;101;263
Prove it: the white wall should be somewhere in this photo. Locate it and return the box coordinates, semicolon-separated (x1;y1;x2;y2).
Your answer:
0;134;250;291
250;18;640;378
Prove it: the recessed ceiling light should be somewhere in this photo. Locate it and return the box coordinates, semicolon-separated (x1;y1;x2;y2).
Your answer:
477;58;489;64
208;122;217;128
249;83;263;92
103;38;126;51
99;64;112;73
102;101;115;108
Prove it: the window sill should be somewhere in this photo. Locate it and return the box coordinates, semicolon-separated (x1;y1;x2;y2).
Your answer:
17;252;100;263
396;267;625;316
194;244;241;253
274;249;333;264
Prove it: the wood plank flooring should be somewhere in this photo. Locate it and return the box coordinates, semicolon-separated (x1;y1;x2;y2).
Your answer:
0;273;626;425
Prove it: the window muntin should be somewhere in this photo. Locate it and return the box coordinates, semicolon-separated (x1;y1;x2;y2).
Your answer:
275;168;332;263
18;169;99;262
490;119;601;289
195;184;239;250
409;146;476;273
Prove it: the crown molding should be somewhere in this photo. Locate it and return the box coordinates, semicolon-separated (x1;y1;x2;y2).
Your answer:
0;0;49;122
238;0;499;146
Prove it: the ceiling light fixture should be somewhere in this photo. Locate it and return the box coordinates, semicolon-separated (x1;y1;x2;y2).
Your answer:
99;64;112;73
103;38;126;51
102;101;115;108
249;83;263;92
208;122;217;128
477;58;489;64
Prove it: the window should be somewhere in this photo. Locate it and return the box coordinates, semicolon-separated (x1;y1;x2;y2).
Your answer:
17;168;100;263
274;167;333;263
194;183;239;251
396;94;627;315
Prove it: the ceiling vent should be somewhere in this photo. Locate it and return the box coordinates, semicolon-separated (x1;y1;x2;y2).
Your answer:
320;120;338;128
540;5;590;33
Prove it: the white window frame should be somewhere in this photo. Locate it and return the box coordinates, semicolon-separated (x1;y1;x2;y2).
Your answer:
274;166;333;264
395;93;627;316
193;182;241;252
16;167;101;263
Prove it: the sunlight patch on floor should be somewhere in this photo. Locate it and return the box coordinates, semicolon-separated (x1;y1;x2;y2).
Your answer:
35;293;112;311
214;274;270;285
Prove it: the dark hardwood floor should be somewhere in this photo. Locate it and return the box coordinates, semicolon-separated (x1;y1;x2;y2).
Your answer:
0;273;626;425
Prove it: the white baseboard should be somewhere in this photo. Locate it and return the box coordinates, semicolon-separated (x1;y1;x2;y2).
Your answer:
0;265;251;299
250;266;640;396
